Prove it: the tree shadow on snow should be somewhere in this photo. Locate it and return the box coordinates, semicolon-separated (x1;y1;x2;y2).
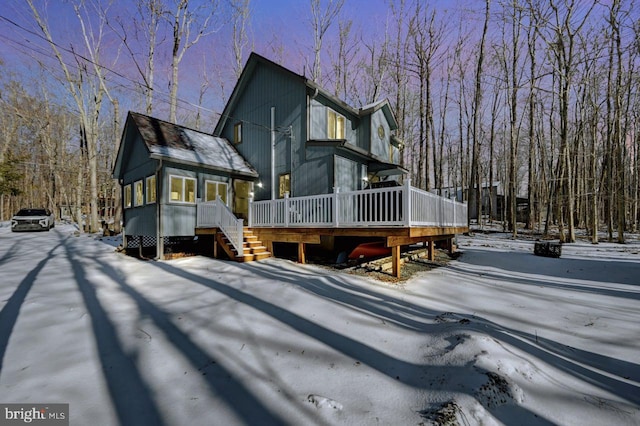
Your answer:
149;259;554;425
89;256;290;426
237;259;639;416
0;242;63;375
62;238;166;426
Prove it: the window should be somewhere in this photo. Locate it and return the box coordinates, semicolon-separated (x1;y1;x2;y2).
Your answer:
169;175;196;203
234;122;242;144
328;109;345;139
205;180;228;204
278;173;290;198
146;175;156;204
124;184;132;208
134;180;144;206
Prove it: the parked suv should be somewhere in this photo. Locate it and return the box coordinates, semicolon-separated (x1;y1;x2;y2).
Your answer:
11;208;55;232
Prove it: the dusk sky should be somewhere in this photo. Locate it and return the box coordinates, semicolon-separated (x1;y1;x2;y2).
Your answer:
0;0;479;123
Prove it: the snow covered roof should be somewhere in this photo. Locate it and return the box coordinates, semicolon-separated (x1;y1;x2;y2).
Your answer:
126;112;258;179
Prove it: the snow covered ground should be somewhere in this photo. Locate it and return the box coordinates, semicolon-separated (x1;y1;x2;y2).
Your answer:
0;223;638;425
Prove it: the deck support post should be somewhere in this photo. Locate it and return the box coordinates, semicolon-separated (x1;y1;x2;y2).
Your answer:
427;240;435;261
213;237;218;258
448;237;455;254
391;245;401;278
298;242;306;264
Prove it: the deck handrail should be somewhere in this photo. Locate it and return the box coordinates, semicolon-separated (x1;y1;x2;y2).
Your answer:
245;179;467;228
196;197;244;255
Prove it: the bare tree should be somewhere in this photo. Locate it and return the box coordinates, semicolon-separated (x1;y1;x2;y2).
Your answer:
469;0;490;228
309;0;344;84
167;0;220;123
27;0;112;232
407;2;443;191
330;19;360;102
110;0;163;115
231;0;251;79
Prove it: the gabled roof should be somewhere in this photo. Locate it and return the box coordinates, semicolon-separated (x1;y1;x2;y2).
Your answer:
358;99;398;130
214;52;398;135
214;52;307;136
114;112;258;180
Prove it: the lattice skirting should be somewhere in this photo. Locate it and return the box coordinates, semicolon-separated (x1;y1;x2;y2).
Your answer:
125;235;199;248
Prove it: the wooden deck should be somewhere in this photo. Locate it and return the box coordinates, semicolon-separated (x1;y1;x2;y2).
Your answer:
196;181;468;277
196;223;468;278
245;225;467;278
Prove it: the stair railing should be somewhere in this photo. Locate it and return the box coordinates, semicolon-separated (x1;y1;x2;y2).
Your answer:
197;197;244;256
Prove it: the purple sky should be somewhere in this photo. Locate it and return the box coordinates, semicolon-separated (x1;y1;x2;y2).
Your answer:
0;0;477;121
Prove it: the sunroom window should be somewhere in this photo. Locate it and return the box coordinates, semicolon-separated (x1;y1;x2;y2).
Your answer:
205;180;228;204
134;180;144;206
170;175;196;203
146;175;156;204
124;184;132;208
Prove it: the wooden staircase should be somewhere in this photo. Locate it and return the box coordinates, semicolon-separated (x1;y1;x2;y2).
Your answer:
215;228;272;262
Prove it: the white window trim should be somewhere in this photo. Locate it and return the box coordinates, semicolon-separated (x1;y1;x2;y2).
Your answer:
327;108;346;140
169;175;197;204
146;175;156;204
134;180;144;207
205;180;228;204
124;184;132;209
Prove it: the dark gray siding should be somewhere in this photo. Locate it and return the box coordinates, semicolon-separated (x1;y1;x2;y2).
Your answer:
161;165;198;236
221;65;306;201
299;145;334;196
123;132;157;236
334;156;359;192
370;109;391;160
125;205;156;236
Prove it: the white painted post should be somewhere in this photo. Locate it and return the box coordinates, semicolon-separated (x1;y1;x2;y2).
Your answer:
284;192;290;227
404;178;412;226
333;186;340;227
248;195;254;228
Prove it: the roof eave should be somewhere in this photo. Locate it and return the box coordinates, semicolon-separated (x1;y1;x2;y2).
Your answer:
149;153;259;180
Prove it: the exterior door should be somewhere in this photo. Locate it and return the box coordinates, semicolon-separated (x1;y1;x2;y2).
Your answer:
233;180;252;221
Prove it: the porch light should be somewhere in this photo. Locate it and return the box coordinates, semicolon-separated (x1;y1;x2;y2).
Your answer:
257;181;263;188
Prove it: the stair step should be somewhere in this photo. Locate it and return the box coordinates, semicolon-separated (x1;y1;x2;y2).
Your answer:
233;246;268;255
236;252;272;262
216;229;271;262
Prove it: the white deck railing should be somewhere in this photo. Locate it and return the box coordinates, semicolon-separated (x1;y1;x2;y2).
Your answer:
245;179;467;229
196;197;244;256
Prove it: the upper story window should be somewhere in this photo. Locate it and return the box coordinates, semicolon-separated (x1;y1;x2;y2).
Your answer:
170;175;196;204
134;180;144;207
327;109;345;139
124;184;132;208
234;122;242;144
146;175;156;204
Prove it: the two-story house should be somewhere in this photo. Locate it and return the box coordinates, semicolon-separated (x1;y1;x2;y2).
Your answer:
114;52;467;276
213;52;406;213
